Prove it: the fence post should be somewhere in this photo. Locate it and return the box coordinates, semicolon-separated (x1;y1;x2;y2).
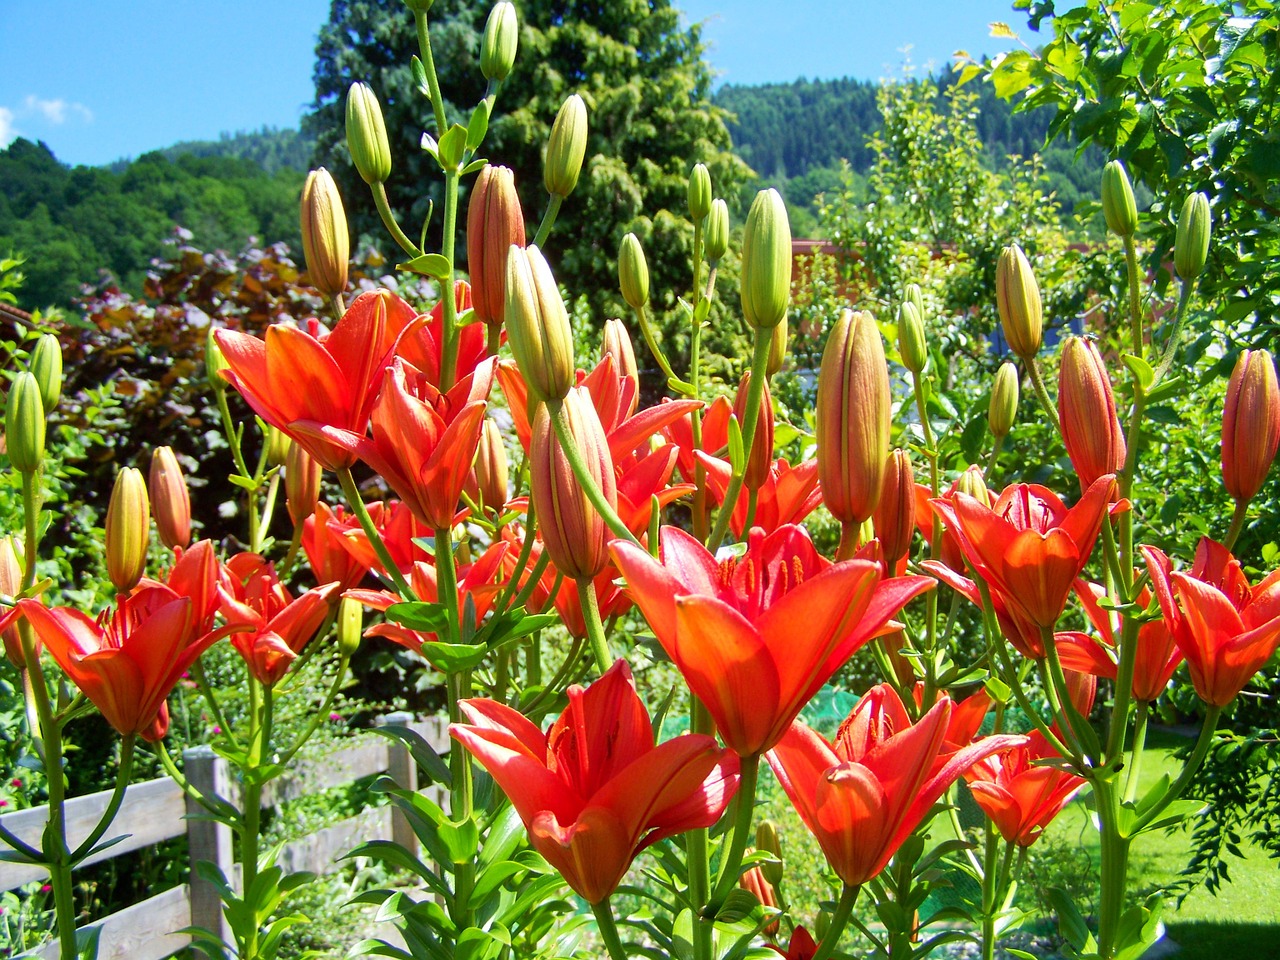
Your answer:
183;745;234;951
376;711;418;856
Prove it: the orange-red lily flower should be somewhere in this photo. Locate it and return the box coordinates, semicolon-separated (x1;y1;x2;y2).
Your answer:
697;455;822;538
770;927;818;960
931;476;1116;630
610;525;933;756
335;500;432;578
218;554;339;685
1146;538;1280;707
301;502;373;592
396;280;493;387
215;289;415;470
963;730;1086;847
766;684;1022;886
19;586;221;741
450;659;740;904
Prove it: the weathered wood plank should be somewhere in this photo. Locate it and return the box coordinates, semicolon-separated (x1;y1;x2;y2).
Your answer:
1;778;186;891
31;884;191;960
261;739;391;806
275;806;393;876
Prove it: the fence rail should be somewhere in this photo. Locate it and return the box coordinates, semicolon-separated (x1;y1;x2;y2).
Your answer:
2;713;446;960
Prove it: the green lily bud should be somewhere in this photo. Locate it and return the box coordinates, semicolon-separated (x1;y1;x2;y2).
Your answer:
337;595;363;658
767;314;788;377
756;820;783;887
688;163;712;222
897;300;927;375
300;167;350;300
1101;160;1138;239
618;233;649;310
263;425;290;467
28;334;63;415
481;2;518;82
904;282;925;323
704;198;729;264
106;467;150;592
402;0;434;13
505;244;575;404
1175;192;1211;282
988;361;1020;440
741;188;792;330
205;326;228;394
5;372;45;474
955;464;992;508
346;82;392;185
544;94;587;199
995;244;1042;360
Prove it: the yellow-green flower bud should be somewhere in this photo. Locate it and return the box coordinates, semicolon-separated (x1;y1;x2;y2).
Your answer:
955;464;992;508
149;446;191;551
688;163;712;222
741;188;792;330
337;595;363;658
988;361;1019;440
544;94;587;199
264;425;290;467
618;233;649;310
897;300;927;374
5;372;45;474
755;820;783;887
28;334;63;415
904;282;924;323
300;167;350;300
995;244;1042;360
106;467;150;592
767;313;788;377
346;82;392;185
704;198;729;263
205;326;228;394
1101;160;1138;239
481;2;518;82
505;245;574;404
1175;192;1211;282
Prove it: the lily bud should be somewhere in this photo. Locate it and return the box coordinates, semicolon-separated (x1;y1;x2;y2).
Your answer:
897;299;927;374
1175;192;1211;282
106;467;151;593
300;168;350;300
904;283;925;323
285;442;322;528
205;326;228;394
1101;160;1138;239
688;162;712;222
504;245;575;404
618;233;649;310
544;94;587;199
995;244;1042;360
474;418;509;512
28;334;63;415
704;198;729;263
337;595;363;658
530;388;616;580
149;446;192;551
955;464;992;508
346;82;392;185
0;536;25;667
5;372;45;474
468;164;526;327
739;866;779;936
1222;348;1280;503
741;188;792;330
263;425;291;467
767;314;788;377
1059;337;1126;490
988;362;1020;440
816;310;890;524
480;2;518;82
734;371;774;491
602;318;639;385
402;0;434;12
873;449;915;565
755;820;784;887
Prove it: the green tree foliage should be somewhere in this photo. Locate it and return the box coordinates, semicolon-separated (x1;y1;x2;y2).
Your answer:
0;139;305;309
983;0;1280;338
304;0;752;345
137;126;314;176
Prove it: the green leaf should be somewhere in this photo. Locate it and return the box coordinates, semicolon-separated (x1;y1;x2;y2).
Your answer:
461;157;489;176
1048;887;1096;953
419;641;489;672
466;102;491;152
1122;353;1154;391
369;724;452;788
397;253;451;279
666;376;697;397
437;123;469;169
385;601;450;633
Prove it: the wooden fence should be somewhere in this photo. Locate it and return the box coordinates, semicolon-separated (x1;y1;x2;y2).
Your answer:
1;713;446;960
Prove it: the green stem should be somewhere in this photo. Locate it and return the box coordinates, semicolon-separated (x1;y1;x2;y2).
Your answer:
591;898;631;960
439;172;461;391
577;577;612;673
1151;281;1194;387
1224;498;1249;552
709;753;760;908
836;519;861;562
985;434;1005;480
70;735;136;863
1124;701;1150;804
810;884;860;960
1095;779;1131;960
707;333;771;551
548;402;639;545
520;635;585;716
1106;615;1141;765
1123;237;1144;360
413;11;450;137
336;467;414;599
912;370;943;694
215;387;251;480
532;195;563;248
1131;706;1220;834
1042;627;1092;759
275;657;350;769
372;182;421;257
434;526;462;639
980;823;1000;960
1027;356;1059;425
633;302;679;386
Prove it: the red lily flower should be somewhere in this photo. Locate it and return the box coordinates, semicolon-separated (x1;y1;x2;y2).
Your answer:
218;554;339;685
19;587;221;741
931;476;1116;630
766;684;1022;886
215;289;415;470
451;659;740;904
697;455;822;538
770;927;818;960
335;500;432;578
142;540;225;636
914;467;991;573
395;280;492;386
1146;538;1280;707
739;865;780;936
664;394;733;483
301;502;373;592
348;542;510;656
610;525;933;756
963;731;1086;847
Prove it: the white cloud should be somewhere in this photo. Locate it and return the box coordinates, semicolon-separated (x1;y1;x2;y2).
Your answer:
0;107;14;147
22;95;93;125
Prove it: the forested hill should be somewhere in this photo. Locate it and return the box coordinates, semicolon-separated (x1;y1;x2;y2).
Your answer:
104;127;313;176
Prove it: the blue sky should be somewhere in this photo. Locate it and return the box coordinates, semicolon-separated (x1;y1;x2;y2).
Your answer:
0;1;1028;167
